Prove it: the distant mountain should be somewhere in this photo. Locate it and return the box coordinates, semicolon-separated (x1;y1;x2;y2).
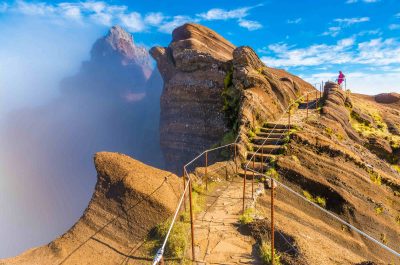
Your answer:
0;25;163;257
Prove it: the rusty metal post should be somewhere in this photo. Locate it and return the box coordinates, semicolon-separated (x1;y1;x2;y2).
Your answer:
316;89;319;108
252;112;255;130
158;257;165;265
271;178;275;265
205;151;208;191
252;154;255;199
306;93;309;120
234;144;238;174
188;179;196;261
261;141;264;173
243;167;247;213
225;163;228;181
183;167;187;212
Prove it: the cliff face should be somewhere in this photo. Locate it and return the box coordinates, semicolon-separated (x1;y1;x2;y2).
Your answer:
150;23;236;172
1;153;181;265
151;23;315;172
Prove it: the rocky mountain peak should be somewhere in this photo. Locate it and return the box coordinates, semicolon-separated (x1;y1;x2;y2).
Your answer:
91;25;151;70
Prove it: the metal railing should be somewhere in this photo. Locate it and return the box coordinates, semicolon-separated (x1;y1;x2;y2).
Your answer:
152;88;319;263
152;81;400;264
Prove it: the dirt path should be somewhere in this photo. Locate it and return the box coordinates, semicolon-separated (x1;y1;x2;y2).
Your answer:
193;178;262;264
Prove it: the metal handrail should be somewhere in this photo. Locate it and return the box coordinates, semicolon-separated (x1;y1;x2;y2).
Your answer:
152;173;191;265
245;167;400;258
153;86;320;263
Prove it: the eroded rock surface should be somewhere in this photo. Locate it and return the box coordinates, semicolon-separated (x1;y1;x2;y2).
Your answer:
1;152;181;265
151;23;315;171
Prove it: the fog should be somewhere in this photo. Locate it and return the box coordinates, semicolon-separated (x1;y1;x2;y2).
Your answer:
0;18;163;257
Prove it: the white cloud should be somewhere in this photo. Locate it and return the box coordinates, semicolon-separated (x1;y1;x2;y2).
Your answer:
58;3;82;21
346;0;380;3
119;12;145;32
322;26;342;37
389;24;400;30
5;1;263;33
14;0;55;15
144;12;165;26
356;29;381;36
322;17;370;37
158;15;194;33
287;18;302;24
196;5;263;31
260;37;400;68
238;19;262;31
197;7;250;20
334;17;370;25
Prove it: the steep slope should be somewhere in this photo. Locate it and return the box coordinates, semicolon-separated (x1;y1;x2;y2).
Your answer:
0;152;181;265
260;82;400;263
151;23;315;172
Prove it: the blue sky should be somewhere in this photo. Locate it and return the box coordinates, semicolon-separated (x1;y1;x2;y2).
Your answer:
0;0;399;257
0;0;399;109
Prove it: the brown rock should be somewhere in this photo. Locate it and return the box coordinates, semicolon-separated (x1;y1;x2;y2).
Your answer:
150;23;235;172
366;137;393;160
375;93;400;104
322;82;361;141
2;152;181;265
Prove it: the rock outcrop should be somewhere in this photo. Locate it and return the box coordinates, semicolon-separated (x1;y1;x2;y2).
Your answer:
374;93;400;104
151;23;315;172
151;23;236;172
321;81;361;141
1;152;181;265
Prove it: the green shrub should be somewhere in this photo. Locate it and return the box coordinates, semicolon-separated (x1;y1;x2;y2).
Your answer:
375;206;384;215
303;190;327;208
259;241;281;265
325;127;334;136
154;220;189;258
248;129;256;140
266;167;279;179
370;172;382;185
239;208;254;224
222;68;240;131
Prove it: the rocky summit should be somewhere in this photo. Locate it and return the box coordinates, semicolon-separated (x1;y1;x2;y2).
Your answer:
151;23;314;173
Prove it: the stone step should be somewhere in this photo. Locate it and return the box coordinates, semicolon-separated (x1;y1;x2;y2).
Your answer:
246;152;276;163
241;161;269;172
251;144;285;154
257;132;286;138
236;169;264;179
264;123;290;129
251;137;285;145
259;127;289;134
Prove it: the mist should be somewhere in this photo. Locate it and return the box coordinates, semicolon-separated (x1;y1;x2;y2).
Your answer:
0;18;163;257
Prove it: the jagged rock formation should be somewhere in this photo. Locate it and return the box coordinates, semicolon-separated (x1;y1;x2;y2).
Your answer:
321;81;361;141
151;23;314;172
150;23;235;173
0;152;181;265
0;25;164;257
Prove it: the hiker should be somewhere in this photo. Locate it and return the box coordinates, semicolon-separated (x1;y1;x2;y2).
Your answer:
337;71;345;88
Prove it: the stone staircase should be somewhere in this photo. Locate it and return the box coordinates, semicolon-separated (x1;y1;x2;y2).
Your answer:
238;123;290;180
